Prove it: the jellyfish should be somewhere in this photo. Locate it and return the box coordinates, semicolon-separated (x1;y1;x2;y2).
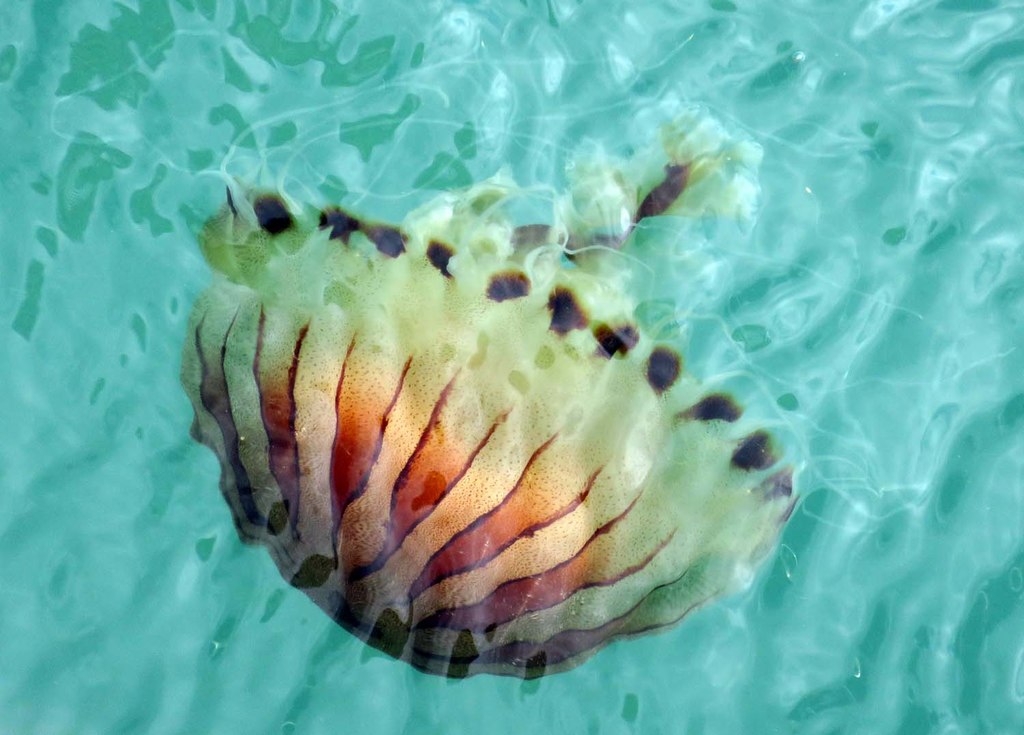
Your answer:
181;111;796;678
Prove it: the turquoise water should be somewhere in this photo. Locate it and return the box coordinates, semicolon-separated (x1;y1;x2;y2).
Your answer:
3;0;1023;732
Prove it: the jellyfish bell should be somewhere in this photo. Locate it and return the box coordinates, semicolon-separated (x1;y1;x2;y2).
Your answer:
181;111;796;679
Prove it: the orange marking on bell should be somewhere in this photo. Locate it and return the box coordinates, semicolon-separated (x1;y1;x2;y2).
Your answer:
260;378;300;522
389;442;464;540
410;467;587;600
332;401;392;570
331;402;382;513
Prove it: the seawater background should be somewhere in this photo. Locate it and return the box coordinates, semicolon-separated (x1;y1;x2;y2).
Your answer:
2;0;1023;733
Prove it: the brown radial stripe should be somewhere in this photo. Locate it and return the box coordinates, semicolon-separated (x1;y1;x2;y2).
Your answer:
193;312;265;528
376;408;514;597
417;563;699;674
331;356;414;531
636;163;689;221
348;372;463;582
328;336;359;557
606;567;709;640
254;311;309;539
415;492;648;633
408;462;600;602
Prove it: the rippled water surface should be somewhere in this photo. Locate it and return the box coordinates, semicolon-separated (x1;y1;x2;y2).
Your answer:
3;1;1024;733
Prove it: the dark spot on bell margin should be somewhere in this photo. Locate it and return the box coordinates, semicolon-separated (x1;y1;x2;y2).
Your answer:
593;323;640;358
426;240;454;277
731;430;777;471
254;195;293;234
452;629;479;660
524;650;548;679
681;393;742;422
369;608;410;660
320;208;361;243
446;629;480;679
290;554;335;588
267;501;288;536
547;287;588;335
487;271;531;302
636;164;689;221
645;346;681;394
367;226;406;258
